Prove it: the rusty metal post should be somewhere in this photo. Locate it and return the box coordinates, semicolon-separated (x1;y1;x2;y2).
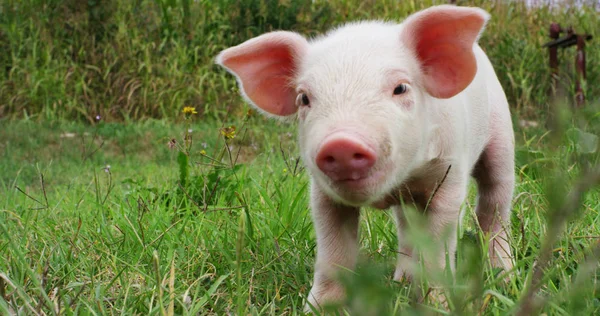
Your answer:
543;23;592;109
575;35;587;107
549;23;561;94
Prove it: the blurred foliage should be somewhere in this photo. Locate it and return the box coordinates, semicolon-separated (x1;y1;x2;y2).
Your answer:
0;0;599;123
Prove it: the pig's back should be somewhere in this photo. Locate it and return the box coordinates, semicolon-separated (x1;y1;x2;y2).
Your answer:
455;44;510;169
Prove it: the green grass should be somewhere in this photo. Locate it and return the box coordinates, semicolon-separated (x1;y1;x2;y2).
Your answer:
2;0;600;314
1;0;599;121
2;100;600;314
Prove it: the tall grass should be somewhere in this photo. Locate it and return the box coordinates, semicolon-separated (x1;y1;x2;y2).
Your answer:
1;1;600;314
1;99;599;314
0;0;598;122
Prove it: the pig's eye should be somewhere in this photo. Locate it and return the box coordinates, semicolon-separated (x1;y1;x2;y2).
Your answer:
393;84;408;95
296;92;310;107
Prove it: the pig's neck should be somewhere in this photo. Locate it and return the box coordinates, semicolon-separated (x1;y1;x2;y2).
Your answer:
370;156;451;210
370;115;449;210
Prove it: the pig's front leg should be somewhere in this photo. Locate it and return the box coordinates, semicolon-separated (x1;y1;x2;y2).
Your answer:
424;184;466;274
306;183;360;311
392;205;416;282
393;177;467;282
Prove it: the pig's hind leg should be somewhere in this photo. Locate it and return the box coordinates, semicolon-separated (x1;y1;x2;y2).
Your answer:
472;133;515;272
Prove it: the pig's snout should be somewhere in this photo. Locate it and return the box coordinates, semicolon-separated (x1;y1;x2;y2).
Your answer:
316;135;377;182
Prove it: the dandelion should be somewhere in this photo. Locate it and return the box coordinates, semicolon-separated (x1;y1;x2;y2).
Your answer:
182;106;198;115
220;126;236;140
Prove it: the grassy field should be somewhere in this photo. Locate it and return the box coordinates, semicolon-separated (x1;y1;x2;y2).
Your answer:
2;0;600;315
2;104;600;315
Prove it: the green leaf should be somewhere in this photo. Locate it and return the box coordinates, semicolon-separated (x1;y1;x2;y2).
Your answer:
567;128;598;154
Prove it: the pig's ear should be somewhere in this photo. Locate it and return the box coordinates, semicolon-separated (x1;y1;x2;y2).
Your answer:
216;31;308;117
401;5;490;99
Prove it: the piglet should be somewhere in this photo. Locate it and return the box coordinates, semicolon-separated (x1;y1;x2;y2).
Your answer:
216;4;515;311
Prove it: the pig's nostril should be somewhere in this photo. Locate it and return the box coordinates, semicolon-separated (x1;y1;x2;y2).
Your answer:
325;156;335;164
353;153;365;160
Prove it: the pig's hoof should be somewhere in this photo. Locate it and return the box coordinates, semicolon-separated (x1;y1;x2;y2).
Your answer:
491;255;514;271
490;256;515;283
304;282;346;314
489;240;514;269
393;269;413;283
393;260;414;283
489;248;515;282
427;287;449;310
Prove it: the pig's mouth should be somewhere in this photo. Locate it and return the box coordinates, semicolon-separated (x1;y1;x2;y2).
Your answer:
334;172;378;189
323;169;370;183
343;169;384;183
325;168;389;197
327;177;386;206
312;161;397;207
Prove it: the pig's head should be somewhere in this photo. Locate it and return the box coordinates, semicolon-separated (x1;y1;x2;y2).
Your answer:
216;5;489;206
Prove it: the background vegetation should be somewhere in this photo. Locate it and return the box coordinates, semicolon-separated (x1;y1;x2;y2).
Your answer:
0;0;599;121
1;0;600;315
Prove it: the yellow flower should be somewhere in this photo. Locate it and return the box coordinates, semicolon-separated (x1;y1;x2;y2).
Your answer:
200;150;207;155
283;168;288;173
182;106;198;115
220;126;236;140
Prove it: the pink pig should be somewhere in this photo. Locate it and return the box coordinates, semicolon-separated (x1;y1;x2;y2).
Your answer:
216;4;515;310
